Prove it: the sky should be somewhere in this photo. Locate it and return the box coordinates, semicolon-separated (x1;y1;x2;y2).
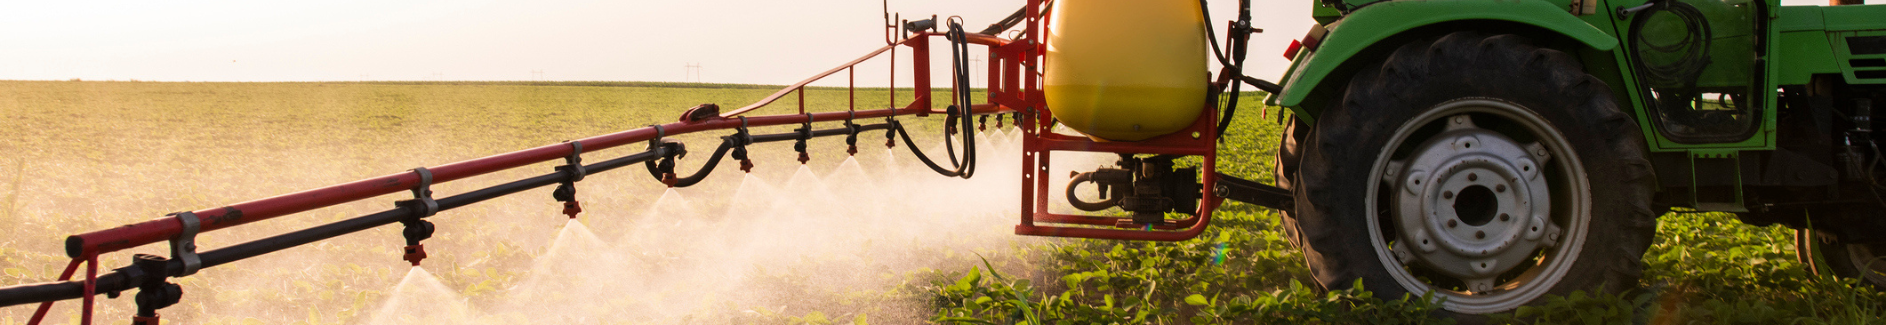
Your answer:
0;0;1865;86
0;0;1312;86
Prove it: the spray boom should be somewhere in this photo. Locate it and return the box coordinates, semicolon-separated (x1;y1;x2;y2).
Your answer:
0;1;1295;323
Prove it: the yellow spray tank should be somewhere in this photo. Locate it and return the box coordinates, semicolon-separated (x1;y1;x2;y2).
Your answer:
1044;0;1208;142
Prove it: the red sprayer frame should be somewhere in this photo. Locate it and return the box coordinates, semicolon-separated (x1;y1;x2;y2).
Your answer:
0;0;1279;322
1;24;1023;325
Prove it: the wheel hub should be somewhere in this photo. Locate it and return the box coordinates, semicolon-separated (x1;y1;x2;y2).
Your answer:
1388;114;1560;292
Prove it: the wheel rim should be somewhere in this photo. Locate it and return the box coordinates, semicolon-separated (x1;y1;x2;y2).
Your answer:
1365;99;1592;314
1848;243;1886;286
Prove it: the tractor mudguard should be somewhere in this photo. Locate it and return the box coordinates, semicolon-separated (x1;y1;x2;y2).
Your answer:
1268;0;1619;122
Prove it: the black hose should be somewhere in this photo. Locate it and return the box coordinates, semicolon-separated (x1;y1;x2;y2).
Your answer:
1066;173;1121;211
666;140;735;188
891;121;973;178
666;124;895;187
903;18;978;180
1202;0;1257;138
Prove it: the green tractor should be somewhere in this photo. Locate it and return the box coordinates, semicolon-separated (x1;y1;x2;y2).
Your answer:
1264;0;1886;317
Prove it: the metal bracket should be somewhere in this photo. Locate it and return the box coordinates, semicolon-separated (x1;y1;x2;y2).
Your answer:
167;212;201;276
559;141;586;183
400;167;438;218
648;125;666;155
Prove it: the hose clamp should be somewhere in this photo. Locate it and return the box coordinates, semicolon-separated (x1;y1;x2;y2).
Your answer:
559;141;586;182
398;167;438;218
168;211;202;276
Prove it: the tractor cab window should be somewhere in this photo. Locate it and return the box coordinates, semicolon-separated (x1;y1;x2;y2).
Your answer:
1628;0;1765;143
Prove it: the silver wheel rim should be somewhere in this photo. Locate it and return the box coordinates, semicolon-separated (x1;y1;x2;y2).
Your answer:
1846;241;1886;286
1364;99;1592;314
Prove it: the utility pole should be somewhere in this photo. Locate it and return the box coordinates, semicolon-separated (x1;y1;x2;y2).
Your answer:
531;70;545;81
685;63;702;83
967;55;982;86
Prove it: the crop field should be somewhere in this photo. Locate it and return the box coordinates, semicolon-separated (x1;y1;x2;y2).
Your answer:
0;80;1883;324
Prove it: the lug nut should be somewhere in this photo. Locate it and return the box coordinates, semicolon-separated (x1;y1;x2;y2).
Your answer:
1468;173;1478;181
1499;213;1510;222
1496;184;1506;193
1444;191;1454;199
1448;219;1458;228
1475;231;1486;239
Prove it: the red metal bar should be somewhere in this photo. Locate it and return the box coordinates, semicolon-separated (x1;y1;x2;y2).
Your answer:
718;33;1008;118
912;35;932;116
1032;213;1201;229
25;258;81;325
16;6;1061;319
66;29;1027;258
64;104;1023;258
848;66;855;111
1012;97;1222;241
81;256;95;325
1038;134;1214;155
890;44;897;112
721;42;897;117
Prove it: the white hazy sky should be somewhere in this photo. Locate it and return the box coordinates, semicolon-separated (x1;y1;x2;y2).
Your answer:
0;0;1860;85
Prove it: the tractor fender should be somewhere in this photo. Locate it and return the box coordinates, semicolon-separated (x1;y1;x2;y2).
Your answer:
1270;0;1619;121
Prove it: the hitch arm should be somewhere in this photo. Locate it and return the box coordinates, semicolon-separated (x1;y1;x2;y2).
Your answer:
1211;172;1293;211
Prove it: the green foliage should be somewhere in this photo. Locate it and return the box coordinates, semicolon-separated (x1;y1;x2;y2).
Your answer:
918;94;1886;324
923;210;1449;324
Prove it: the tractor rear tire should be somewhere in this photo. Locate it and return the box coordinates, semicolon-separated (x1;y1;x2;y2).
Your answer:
1288;32;1658;318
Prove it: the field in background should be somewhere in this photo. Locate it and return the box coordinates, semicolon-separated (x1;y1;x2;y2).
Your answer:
0;80;1881;324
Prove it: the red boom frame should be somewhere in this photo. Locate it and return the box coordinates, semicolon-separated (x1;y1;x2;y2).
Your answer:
3;0;1251;322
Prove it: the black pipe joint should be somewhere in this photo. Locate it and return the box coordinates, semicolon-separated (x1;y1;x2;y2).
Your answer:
400;219;434;266
944;106;960;136
401;219;434;246
844;123;861;156
884;120;899;149
551;183;577;202
131;254;181;319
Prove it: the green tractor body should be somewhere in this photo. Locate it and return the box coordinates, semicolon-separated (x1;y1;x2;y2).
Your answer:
1262;0;1886;316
